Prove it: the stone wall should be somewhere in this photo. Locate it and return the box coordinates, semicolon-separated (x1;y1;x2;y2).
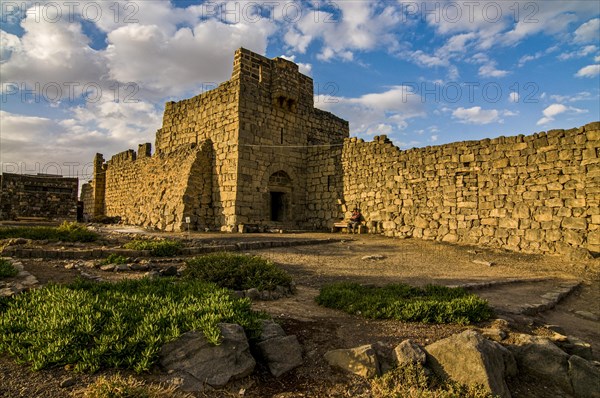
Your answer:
0;173;78;221
234;49;348;228
102;142;213;231
155;76;239;228
340;122;599;255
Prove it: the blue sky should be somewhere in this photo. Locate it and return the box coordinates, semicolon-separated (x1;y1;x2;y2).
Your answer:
1;1;599;180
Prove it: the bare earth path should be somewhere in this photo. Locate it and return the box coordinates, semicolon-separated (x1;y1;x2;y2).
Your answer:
1;232;598;397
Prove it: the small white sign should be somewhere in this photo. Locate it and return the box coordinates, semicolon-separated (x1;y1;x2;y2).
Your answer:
185;217;191;224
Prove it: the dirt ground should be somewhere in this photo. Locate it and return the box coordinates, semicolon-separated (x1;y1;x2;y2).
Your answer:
1;231;599;398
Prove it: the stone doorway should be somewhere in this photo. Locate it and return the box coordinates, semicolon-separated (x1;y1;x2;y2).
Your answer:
267;171;292;223
270;191;286;221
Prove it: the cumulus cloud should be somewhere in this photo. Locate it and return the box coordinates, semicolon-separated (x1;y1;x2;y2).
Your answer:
574;18;600;43
316;85;426;136
452;106;500;124
575;64;600;78
509;92;520;103
286;2;401;61
558;45;598;60
536;103;587;125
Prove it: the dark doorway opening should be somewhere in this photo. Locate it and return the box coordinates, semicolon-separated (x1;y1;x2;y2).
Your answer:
270;191;285;221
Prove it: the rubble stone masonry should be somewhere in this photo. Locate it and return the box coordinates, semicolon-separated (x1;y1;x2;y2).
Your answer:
341;122;599;255
82;48;598;256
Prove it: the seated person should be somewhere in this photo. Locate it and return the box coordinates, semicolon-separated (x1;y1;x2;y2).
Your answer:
347;208;363;234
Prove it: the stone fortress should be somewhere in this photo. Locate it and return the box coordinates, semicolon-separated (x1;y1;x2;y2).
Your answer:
82;48;599;257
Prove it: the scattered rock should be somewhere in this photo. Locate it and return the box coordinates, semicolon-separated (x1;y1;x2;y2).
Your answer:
393;339;426;366
160;323;255;390
508;334;572;394
159;265;178;277
100;264;115;272
574;310;599;321
257;320;286;342
324;344;380;378
114;264;129;272
558;336;594;360
361;255;386;261
472;259;494;266
480;327;507;342
143;270;160;279
64;262;77;270
567;248;593;261
129;263;149;271
425;330;515;398
82;260;97;269
245;288;261;300
256;335;303;377
59;377;76;388
568;355;600;398
544;324;566;335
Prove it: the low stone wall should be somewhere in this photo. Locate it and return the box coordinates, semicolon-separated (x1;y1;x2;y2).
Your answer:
341;122;599;256
103;141;213;231
0;173;78;221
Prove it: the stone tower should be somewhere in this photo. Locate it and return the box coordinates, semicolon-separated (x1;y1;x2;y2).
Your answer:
82;48;349;231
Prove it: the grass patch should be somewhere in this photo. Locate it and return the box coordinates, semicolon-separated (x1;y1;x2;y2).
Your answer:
0;222;97;242
75;374;191;398
101;254;129;265
184;252;293;291
371;362;496;398
123;239;182;257
316;283;492;325
0;259;18;278
0;278;267;373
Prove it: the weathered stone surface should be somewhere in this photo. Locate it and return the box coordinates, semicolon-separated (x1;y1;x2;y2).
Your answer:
256;335;303;377
159;323;255;389
508;334;572;394
324;344;380;378
257;320;286;342
393;339;427;365
79;46;597;257
425;330;515;398
569;355;600;398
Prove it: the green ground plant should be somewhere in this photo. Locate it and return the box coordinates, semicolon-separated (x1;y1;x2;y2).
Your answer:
0;259;18;278
0;278;267;373
0;222;97;242
101;254;129;265
184;252;293;291
123;239;182;257
316;283;492;325
371;362;497;398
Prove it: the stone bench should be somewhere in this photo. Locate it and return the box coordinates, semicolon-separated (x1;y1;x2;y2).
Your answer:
331;222;367;234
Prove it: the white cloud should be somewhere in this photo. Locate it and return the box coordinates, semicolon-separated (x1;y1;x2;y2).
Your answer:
316;85;426;136
574;18;600;43
452;107;500;125
478;62;509;78
575;64;600;78
558;45;598;60
509;92;520;103
536;103;587;125
287;2;401;61
550;91;595;103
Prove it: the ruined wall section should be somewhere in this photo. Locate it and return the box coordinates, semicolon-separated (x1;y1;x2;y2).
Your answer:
341;122;600;256
0;173;78;221
155;78;239;229
234;48;348;227
103;143;213;231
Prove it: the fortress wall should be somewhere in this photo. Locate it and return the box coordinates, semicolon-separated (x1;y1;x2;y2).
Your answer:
0;173;78;221
155;79;240;228
341;122;600;256
304;144;345;229
103;143;213;231
234;48;349;227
